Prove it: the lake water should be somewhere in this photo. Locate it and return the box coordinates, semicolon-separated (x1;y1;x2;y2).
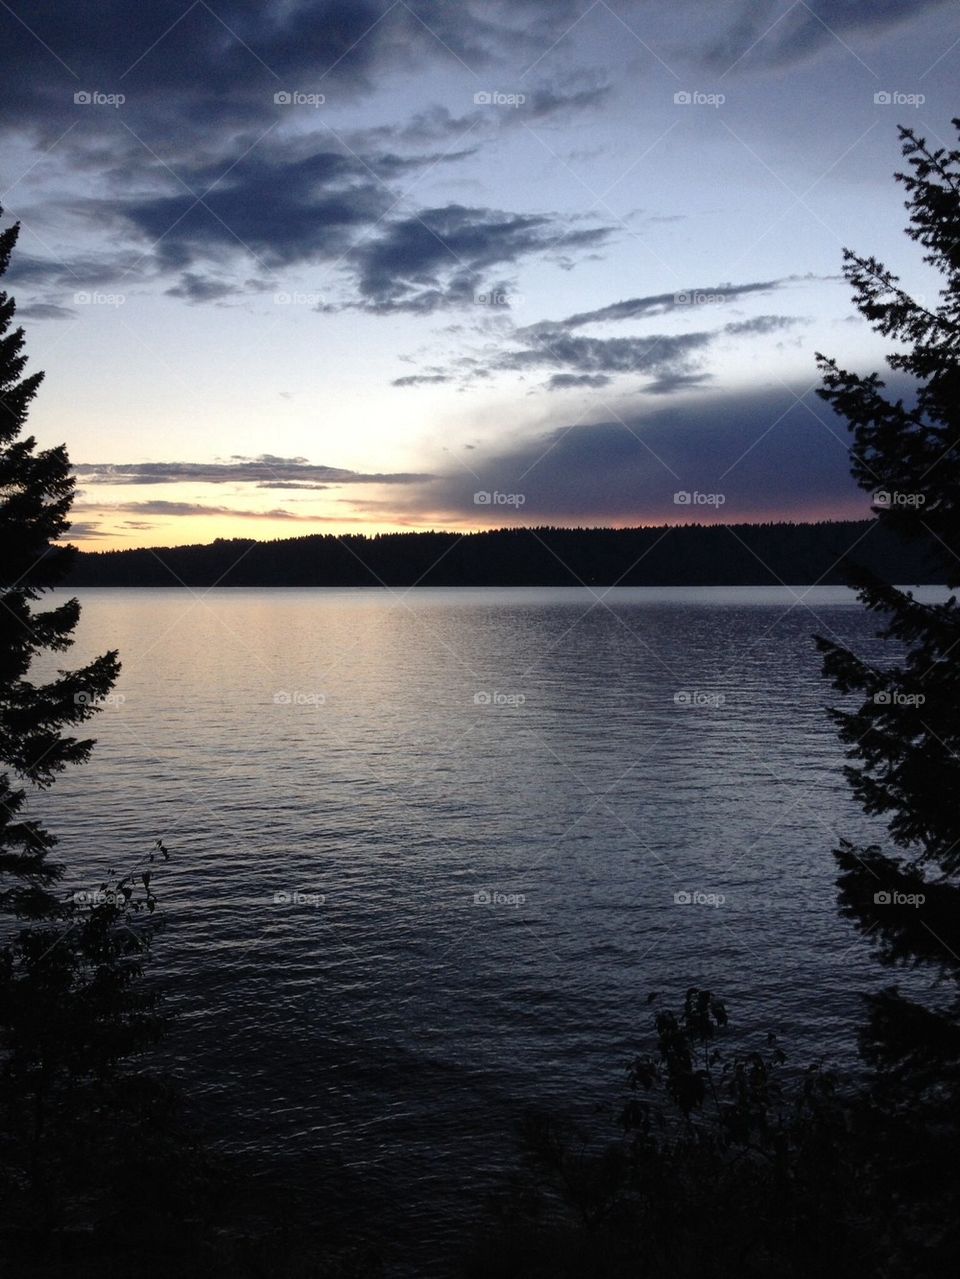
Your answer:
37;585;928;1273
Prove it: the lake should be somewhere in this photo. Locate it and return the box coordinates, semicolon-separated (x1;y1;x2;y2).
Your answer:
38;585;927;1273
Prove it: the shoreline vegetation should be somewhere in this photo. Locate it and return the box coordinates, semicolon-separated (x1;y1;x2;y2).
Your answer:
65;519;943;588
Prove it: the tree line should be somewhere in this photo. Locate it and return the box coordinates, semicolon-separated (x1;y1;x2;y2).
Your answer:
66;519;943;587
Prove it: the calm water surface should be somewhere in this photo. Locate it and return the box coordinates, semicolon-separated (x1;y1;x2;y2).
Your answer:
39;586;929;1272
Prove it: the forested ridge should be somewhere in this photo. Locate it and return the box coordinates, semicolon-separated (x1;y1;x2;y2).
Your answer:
65;519;943;587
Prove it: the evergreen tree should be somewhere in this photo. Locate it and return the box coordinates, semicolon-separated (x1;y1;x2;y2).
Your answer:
0;209;119;918
0;207;169;1217
815;120;960;1147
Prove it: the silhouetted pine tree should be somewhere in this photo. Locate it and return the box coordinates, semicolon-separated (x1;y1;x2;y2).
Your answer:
0;209;170;1219
815;125;960;1097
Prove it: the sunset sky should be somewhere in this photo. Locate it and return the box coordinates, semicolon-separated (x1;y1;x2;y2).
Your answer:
1;0;956;548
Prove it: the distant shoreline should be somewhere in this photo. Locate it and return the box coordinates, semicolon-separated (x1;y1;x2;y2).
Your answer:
64;519;947;589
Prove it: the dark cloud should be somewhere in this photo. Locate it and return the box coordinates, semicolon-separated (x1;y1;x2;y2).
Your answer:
644;372;714;395
532;279;788;333
392;373;453;387
119;147;393;273
165;273;239;303
722;315;807;336
0;2;587;138
63;521;110;540
24;144;609;311
351;80;611;151
76;500;316;521
349;205;611;314
7;250;144;291
377;384;878;527
1;2;614;313
73;455;435;485
496;329;715;379
15;302;75;320
703;0;952;71
547;373;612;390
420;281;816;392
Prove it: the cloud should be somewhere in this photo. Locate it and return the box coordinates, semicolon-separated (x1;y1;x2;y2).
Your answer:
15;302;75;320
370;383;876;527
0;2;590;141
33;141;609;312
76;499;318;521
722;315;807;336
531;279;789;333
351;79;611;151
348;204;611;314
702;0;953;71
415;279;818;392
495;329;715;379
547;373;612;390
72;455;435;485
644;372;714;395
165;273;241;303
392;373;453;387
